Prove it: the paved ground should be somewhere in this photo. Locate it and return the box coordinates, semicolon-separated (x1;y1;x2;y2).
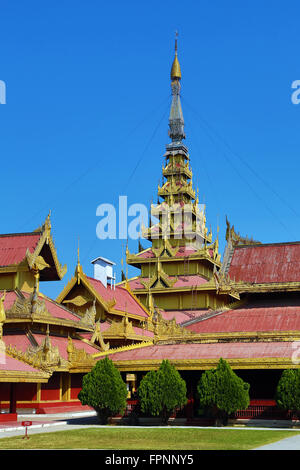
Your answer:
254;434;300;450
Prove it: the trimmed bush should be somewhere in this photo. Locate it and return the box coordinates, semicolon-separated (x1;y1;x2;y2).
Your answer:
78;356;128;424
197;358;250;425
138;359;187;424
276;369;300;417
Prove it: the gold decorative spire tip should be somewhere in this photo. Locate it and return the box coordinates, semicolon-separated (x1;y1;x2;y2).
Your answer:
171;31;181;80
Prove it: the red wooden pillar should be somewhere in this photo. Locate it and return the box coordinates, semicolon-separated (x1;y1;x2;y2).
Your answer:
9;383;17;414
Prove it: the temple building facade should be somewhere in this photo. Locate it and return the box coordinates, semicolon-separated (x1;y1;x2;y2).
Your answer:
0;40;300;421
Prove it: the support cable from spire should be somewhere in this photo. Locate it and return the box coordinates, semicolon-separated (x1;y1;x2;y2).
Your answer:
182;97;291;235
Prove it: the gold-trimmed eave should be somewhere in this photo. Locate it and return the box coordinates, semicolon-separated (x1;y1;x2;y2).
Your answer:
102;332;154;343
157;330;300;344
4;313;95;331
0;262;33;275
107;357;300;372
126;251;222;270
129;281;240;300
0;369;51;383
233;281;300;294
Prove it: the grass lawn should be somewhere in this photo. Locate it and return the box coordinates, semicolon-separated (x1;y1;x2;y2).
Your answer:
0;427;299;450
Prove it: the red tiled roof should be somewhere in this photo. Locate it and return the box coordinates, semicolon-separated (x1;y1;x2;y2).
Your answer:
0;233;41;266
86;276;148;318
137;245;213;260
132;326;154;337
137;249;155;259
228;242;300;283
0;353;44;373
2;291;21;310
175;246;201;257
160;311;194;324
186;298;300;334
3;333;32;352
127;278;145;289
42;296;82;323
173;275;208;287
108;341;298;362
161;309;210;324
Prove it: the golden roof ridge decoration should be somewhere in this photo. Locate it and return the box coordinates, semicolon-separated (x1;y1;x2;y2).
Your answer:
90;321;110;351
25;325;66;371
103;314;135;339
79;298;97;327
6;289;52;321
93;340;154;358
62;294;93;307
67;336;96;367
5;341;55;374
150;311;195;343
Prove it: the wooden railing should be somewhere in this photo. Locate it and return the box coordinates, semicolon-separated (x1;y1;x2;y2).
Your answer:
119;398;300;422
233;400;299;420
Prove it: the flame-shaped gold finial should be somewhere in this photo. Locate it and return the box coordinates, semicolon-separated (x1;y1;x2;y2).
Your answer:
171;31;181;80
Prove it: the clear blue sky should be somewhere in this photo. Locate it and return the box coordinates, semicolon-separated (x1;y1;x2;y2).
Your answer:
1;0;300;299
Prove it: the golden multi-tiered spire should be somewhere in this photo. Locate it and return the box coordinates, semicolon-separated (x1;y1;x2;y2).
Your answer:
125;37;237;314
142;33;211;247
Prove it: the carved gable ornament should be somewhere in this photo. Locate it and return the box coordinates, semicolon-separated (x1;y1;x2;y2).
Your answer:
67;337;96;367
7;290;52;320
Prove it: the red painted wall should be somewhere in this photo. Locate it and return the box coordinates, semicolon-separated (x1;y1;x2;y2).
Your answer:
41;374;60;401
70;374;84;400
16;383;37;402
0;383;10;403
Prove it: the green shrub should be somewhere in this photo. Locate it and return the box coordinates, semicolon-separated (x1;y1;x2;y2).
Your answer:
138;360;187;424
276;369;300;416
197;358;250;425
78;356;128;424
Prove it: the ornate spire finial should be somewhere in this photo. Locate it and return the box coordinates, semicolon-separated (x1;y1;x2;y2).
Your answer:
77;237;80;266
171;31;181;80
169;34;185;144
75;238;83;279
44;210;52;231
